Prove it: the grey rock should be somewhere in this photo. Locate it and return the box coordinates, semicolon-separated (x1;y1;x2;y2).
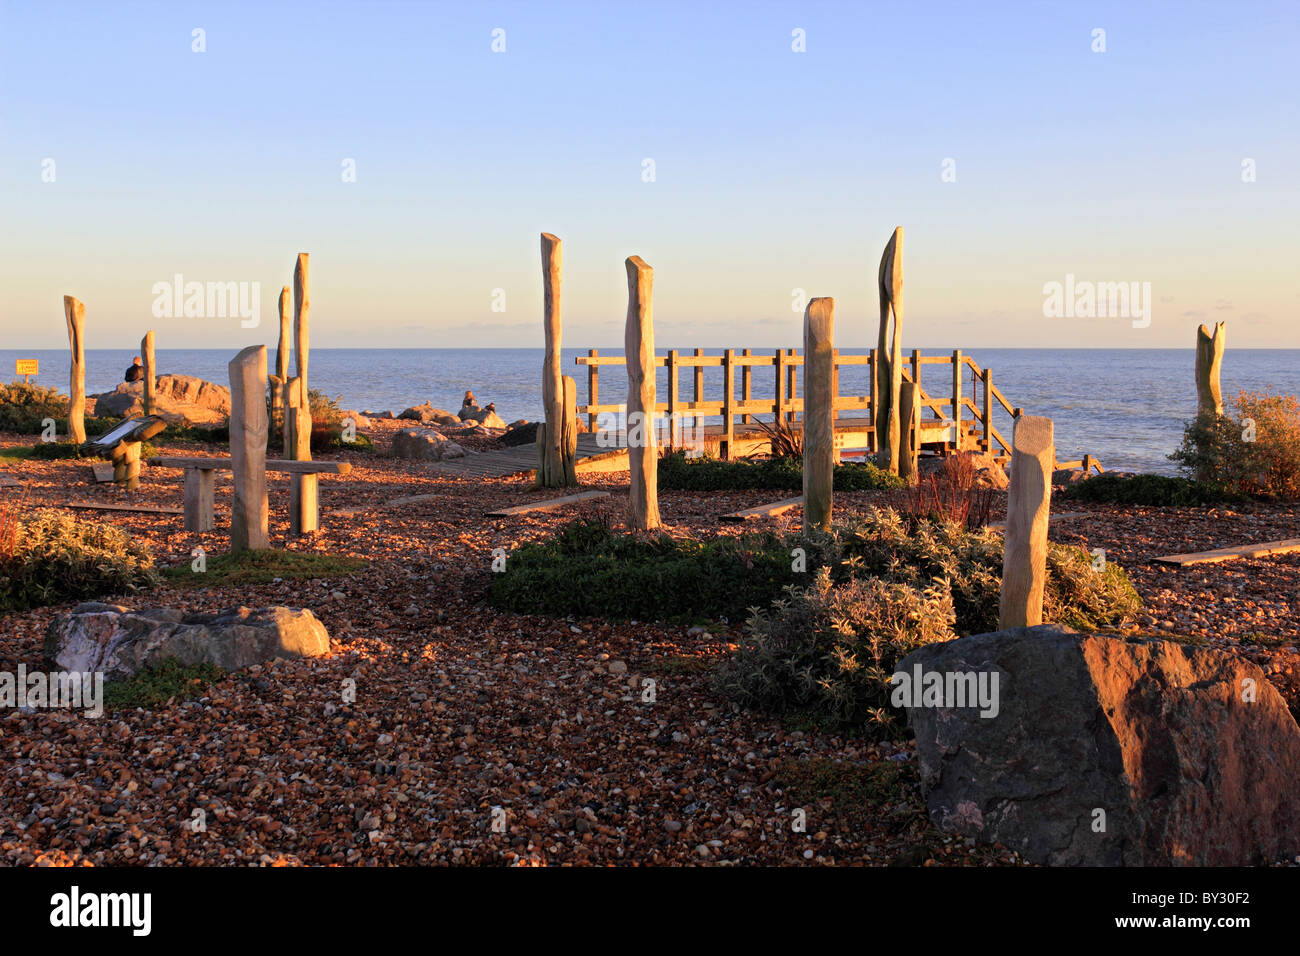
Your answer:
900;624;1300;866
390;427;467;461
45;602;330;679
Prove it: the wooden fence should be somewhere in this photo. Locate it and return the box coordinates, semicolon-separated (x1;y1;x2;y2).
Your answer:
575;347;1037;463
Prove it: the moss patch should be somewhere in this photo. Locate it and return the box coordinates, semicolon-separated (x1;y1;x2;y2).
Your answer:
164;550;366;587
103;660;228;711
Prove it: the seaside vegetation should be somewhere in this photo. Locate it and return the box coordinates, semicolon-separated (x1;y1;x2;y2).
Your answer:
490;507;1140;630
1060;472;1230;507
102;659;228;711
162;549;367;587
1171;390;1300;501
0;382;69;432
657;450;904;492
0;507;158;612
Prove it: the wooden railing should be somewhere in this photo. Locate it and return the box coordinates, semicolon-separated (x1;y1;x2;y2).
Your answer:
575;347;1027;462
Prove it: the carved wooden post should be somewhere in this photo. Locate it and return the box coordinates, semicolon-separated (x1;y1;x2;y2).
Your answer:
184;468;216;531
294;254;310;393
141;330;156;416
803;297;835;533
625;255;661;530
539;233;574;486
63;296;86;444
229;345;269;553
898;381;920;485
270;286;291;429
562;375;578;484
283;376;317;535
1195;322;1226;417
874;227;903;473
999;415;1054;629
112;442;141;491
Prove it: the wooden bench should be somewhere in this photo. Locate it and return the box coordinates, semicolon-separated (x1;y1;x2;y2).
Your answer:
148;456;352;532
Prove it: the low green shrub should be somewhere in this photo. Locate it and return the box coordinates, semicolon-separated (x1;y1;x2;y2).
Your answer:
1171;391;1300;501
0;509;158;611
489;518;825;624
715;568;956;732
490;507;1141;636
657;451;904;492
162;549;367;586
103;660;227;711
0;383;69;433
1061;472;1227;506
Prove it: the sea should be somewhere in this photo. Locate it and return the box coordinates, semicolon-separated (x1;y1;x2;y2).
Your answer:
3;348;1296;475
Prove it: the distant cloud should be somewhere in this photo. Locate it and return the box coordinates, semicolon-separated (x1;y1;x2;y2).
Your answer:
1214;299;1233;311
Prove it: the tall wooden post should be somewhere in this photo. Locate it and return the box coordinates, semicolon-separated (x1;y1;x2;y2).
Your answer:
63;296;86;444
667;349;680;448
774;348;787;426
898;381;920;485
722;349;735;460
141;330;156;416
293;254;310;393
803;298;835;533
270;286;291;428
229;345;270;553
741;348;753;424
786;350;798;423
692;348;704;436
539;233;573;486
952;349;963;449
1195;322;1226;417
982;367;993;454
874;227;903;473
999;415;1054;629
586;348;599;432
625;256;661;530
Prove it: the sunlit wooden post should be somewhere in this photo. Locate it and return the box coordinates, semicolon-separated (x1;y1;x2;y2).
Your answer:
586;348;599;432
982;367;993;454
1196;322;1226;416
63;296;86;444
774;348;787;427
625;255;661;530
952;349;963;449
294;253;310;394
270;286;291;429
786;349;798;423
741;348;753;424
875;227;903;472
803;298;835;533
999;415;1054;629
229;345;270;553
667;349;681;448
722;348;735;460
141;330;156;416
539;233;575;486
898;381;920;485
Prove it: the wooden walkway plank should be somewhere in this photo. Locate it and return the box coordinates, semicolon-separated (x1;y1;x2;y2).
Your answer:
60;501;184;515
1152;538;1300;567
486;490;610;517
719;496;803;523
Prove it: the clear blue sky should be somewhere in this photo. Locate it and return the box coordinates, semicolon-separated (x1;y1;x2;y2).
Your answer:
1;0;1296;350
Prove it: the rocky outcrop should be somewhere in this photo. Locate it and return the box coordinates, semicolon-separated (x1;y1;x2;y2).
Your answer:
502;421;540;447
92;375;230;426
389;427;467;461
45;603;330;679
398;402;458;426
899;625;1300;866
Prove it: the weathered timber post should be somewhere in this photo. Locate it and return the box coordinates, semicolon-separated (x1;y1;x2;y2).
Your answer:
786;350;798;423
538;233;574;486
1195;322;1226;416
774;348;787;426
184;468;216;531
898;381;921;485
141;330;156;416
803;298;835;533
982;367;994;454
625;255;661;530
667;349;680;448
270;286;291;429
741;348;753;424
111;441;142;491
952;349;963;448
999;414;1054;629
874;227;903;472
294;253;310;393
283;376;317;535
562;375;578;483
229;345;270;553
722;349;735;460
63;296;86;444
586;348;599;432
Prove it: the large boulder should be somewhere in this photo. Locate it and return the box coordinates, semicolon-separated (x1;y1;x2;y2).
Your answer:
390;427;467;461
502;421;540;447
45;602;330;679
398;402;456;425
899;625;1300;866
91;375;230;426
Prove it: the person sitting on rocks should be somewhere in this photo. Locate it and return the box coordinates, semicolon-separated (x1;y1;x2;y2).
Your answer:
124;356;144;383
462;390;476;409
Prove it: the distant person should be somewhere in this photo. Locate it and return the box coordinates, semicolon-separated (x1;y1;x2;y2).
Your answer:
124;356;144;383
